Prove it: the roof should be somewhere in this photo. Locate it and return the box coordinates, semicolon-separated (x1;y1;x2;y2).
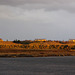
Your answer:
35;39;46;40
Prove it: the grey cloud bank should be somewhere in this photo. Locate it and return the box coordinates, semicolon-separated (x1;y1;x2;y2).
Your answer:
1;0;75;12
0;0;75;41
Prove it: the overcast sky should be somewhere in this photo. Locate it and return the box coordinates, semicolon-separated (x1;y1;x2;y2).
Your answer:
0;0;75;41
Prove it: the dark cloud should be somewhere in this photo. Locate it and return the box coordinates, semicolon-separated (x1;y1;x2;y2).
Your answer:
0;0;75;6
0;0;47;6
0;0;75;12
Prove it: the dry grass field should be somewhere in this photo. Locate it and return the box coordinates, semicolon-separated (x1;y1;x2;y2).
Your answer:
0;41;75;57
0;41;21;45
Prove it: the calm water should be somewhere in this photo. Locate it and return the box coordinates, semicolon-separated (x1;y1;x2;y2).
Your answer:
0;56;75;75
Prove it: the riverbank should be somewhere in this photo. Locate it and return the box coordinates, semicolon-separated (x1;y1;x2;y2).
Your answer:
0;48;75;57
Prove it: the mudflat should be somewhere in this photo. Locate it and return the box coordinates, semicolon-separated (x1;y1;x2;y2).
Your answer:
0;48;75;57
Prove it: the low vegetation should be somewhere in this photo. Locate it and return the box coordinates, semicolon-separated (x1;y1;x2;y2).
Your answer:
0;40;75;57
0;40;75;50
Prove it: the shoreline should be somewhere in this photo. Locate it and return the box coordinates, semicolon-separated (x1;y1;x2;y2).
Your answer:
0;48;75;57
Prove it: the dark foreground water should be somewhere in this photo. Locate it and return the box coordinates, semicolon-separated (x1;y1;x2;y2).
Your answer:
0;56;75;75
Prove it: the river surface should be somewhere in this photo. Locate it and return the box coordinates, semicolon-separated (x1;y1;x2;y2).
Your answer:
0;56;75;75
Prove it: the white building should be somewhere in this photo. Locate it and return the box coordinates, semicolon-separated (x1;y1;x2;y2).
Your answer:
69;39;75;42
34;39;47;42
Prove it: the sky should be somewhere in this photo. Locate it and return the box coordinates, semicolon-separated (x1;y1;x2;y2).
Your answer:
0;0;75;41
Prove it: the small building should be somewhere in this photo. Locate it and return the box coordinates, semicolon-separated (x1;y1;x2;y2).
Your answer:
0;38;3;42
69;39;75;42
34;39;47;42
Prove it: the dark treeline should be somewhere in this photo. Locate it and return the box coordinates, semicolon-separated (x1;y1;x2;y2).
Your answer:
13;39;33;44
13;39;70;44
13;39;45;44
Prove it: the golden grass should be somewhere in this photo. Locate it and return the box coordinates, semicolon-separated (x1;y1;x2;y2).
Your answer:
0;41;75;57
0;41;22;45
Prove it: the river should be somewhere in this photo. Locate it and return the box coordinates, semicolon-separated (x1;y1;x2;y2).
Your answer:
0;56;75;75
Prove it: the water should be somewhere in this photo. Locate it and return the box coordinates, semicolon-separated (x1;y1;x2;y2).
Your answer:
0;56;75;75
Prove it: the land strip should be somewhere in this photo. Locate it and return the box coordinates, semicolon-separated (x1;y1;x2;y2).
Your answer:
0;41;75;57
0;48;75;57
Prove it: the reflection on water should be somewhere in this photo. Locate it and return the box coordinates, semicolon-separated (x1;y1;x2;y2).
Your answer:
0;56;75;75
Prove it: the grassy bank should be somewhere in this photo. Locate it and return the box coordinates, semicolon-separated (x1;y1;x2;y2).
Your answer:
0;41;75;57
